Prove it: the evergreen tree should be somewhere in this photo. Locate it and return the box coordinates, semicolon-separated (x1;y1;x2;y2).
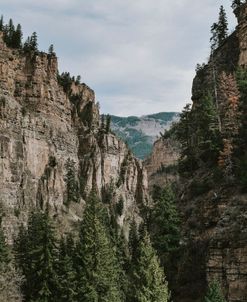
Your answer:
6;18;15;46
128;221;139;264
76;75;81;85
15;209;58;302
210;6;228;51
23;36;31;52
174;103;197;173
75;191;122;302
56;236;77;302
106;114;111;133
218;6;228;45
30;32;38;51
64;158;80;205
12;24;22;49
0;15;3;31
131;232;169;302
57;72;73;94
210;22;218;52
48;44;54;55
204;280;226;302
150;185;180;259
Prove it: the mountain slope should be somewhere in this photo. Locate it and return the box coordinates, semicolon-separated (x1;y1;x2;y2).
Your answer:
110;112;179;159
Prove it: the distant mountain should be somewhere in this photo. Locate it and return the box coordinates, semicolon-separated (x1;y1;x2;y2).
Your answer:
110;112;179;159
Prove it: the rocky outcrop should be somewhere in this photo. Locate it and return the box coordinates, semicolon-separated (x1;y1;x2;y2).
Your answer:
144;137;180;190
0;32;149;240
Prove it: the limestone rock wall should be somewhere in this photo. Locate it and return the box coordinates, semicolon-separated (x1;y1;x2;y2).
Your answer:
0;33;148;240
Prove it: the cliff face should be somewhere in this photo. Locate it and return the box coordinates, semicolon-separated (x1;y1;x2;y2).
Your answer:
174;5;247;302
144;137;180;190
0;32;148;240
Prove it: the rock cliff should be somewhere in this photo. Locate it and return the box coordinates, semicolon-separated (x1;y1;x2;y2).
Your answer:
144;137;180;190
173;5;247;302
0;31;149;241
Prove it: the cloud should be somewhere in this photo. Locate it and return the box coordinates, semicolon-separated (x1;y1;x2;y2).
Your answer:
1;0;237;116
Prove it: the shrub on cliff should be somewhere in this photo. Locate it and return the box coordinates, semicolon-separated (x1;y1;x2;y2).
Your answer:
204;280;226;302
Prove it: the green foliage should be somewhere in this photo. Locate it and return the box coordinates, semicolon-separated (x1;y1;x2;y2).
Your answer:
131;232;169;302
0;16;23;49
14;209;58;302
23;32;38;53
56;237;77;302
0;262;23;302
204;280;226;302
106;114;111;133
57;72;73;94
210;6;228;51
150;185;180;256
115;196;124;216
0;220;10;267
48;44;55;55
75;191;122;301
175;94;221;174
64;158;80;206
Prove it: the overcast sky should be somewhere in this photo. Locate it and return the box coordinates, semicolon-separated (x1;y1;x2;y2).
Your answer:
1;0;237;116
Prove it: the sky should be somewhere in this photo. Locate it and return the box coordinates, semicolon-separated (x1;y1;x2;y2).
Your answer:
1;0;237;116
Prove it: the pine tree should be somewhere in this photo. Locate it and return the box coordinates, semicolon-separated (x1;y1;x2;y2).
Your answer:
132;232;169;302
56;236;77;302
106;114;111;133
175;103;194;171
218;6;228;45
30;32;38;51
210;22;218;52
64;158;79;205
75;191;122;302
15;209;58;302
204;280;226;302
6;19;15;46
48;44;54;55
0;15;3;31
150;185;180;259
12;24;22;49
210;6;228;51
